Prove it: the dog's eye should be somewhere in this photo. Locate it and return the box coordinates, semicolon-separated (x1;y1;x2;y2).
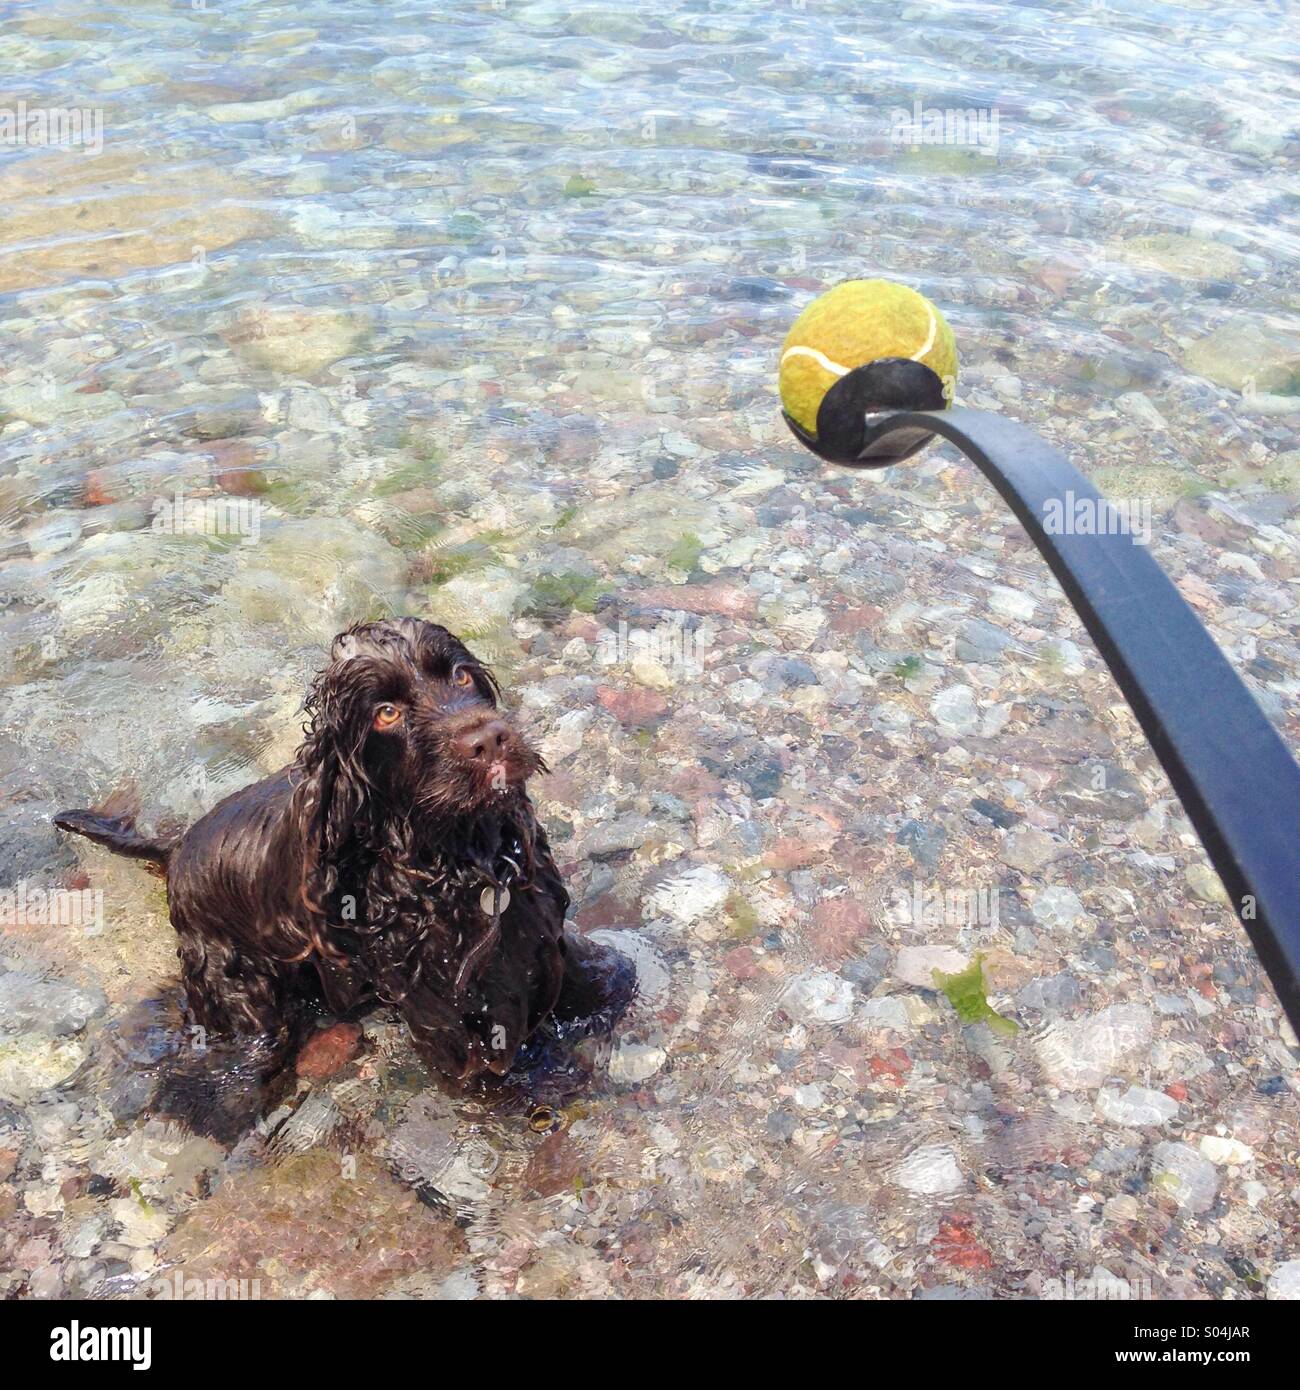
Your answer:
452;665;475;689
373;703;403;731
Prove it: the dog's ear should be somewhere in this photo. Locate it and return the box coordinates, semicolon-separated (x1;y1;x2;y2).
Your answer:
478;660;502;704
288;664;373;960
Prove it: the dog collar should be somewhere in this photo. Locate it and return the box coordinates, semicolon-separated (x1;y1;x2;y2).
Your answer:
456;840;525;997
478;840;524;918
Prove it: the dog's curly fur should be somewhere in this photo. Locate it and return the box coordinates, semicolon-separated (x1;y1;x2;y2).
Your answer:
57;618;626;1087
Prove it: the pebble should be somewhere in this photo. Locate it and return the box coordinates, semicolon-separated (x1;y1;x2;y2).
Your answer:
1095;1085;1179;1127
1103;1194;1140;1223
1057;763;1146;821
206;89;332;123
596;685;669;728
783;971;856;1026
930;684;980;736
583;813;656;858
0;972;106;1038
1151;1142;1218;1214
970;797;1020;829
1185;863;1230;906
895;946;969;990
1000;827;1066;874
892;1145;965;1196
1030;885;1088;930
956;618;1015;663
859;996;912;1032
222;305;362;378
295;1023;363;1080
542;708;594;763
1015;973;1081;1016
1183;320;1300;394
1198;1135;1253;1166
1036;1004;1154;1090
808;898;872;960
896;819;947;876
1268;1261;1300;1301
644;866;732;933
608;1041;667;1084
0;1036;86;1103
871;702;912;737
429;1269;480;1301
109;1196;173;1249
988;586;1036;622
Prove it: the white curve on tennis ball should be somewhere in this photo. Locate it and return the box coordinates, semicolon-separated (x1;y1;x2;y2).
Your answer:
779;299;939;375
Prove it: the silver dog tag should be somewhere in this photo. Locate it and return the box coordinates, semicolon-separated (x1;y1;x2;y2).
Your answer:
480;884;510;917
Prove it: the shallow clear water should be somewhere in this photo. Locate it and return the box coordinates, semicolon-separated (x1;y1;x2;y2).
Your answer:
1;0;1298;1299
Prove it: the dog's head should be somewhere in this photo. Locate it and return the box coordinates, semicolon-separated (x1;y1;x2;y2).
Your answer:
287;618;552;985
297;618;545;825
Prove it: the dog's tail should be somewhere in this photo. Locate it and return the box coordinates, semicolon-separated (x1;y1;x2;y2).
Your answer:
54;790;178;874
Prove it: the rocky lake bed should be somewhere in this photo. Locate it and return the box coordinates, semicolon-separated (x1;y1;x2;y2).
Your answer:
0;0;1297;1300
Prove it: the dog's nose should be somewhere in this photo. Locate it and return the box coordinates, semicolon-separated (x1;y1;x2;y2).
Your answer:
453;719;510;762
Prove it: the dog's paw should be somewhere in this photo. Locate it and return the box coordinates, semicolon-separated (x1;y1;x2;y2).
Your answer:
552;931;637;1026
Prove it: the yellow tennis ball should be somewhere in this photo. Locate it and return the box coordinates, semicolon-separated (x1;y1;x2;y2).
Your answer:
779;279;958;437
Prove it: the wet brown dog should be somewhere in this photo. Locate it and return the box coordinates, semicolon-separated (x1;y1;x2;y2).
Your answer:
56;618;630;1097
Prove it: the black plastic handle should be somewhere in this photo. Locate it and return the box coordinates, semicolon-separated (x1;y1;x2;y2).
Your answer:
798;404;1300;1031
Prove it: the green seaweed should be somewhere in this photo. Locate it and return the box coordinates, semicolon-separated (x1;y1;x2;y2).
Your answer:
524;571;603;621
564;174;597;198
899;145;995;175
666;532;702;573
892;655;924;681
375;447;443;498
447;210;485;240
392;515;446;550
933;953;1019;1037
723;891;761;939
421;539;498;585
1036;644;1068;676
257;477;314;514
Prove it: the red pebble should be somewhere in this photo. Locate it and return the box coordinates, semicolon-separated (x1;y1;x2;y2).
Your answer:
932;1214;994;1270
596;685;669;728
81;470;116;507
807;898;871;961
633;583;756;620
296;1022;363;1079
723;946;758;980
869;1055;907;1086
